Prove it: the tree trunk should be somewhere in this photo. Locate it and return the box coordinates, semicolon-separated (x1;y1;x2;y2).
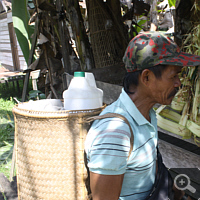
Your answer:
149;0;158;31
174;0;194;47
64;0;95;70
56;0;72;75
107;0;129;49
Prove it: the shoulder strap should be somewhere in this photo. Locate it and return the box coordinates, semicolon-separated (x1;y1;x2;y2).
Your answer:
84;113;134;158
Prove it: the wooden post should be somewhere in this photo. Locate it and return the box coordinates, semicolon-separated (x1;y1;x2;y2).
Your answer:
21;17;39;102
8;22;20;71
56;0;72;76
16;79;20;93
30;70;40;91
43;44;59;99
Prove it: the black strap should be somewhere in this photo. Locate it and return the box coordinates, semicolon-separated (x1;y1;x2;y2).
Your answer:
181;194;189;200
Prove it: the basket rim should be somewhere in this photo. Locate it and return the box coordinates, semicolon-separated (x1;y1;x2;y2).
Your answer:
12;104;106;119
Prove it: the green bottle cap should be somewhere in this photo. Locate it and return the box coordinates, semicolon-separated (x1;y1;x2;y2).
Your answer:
74;71;85;77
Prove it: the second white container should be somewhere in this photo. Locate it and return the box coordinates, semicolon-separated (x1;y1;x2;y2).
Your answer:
63;71;103;110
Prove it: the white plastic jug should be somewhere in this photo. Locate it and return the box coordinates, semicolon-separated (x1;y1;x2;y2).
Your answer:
63;71;103;110
85;72;103;104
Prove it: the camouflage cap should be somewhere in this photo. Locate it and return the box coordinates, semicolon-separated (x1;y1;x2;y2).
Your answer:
123;31;200;72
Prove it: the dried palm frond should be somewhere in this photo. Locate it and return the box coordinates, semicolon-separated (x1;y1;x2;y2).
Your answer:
157;23;200;146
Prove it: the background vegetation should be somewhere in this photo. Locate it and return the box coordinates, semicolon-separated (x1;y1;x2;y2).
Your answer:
0;79;32;179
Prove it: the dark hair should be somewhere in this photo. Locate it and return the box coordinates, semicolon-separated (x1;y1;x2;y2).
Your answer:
123;64;168;94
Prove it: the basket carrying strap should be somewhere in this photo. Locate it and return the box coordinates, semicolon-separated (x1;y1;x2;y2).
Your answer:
84;113;134;158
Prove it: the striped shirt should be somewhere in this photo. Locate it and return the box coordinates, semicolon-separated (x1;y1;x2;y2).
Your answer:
85;88;158;200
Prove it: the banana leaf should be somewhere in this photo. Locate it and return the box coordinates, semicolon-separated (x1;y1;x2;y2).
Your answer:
12;0;35;64
168;0;176;7
0;142;13;163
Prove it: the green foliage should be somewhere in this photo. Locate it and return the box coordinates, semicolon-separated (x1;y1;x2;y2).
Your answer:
0;75;46;180
0;142;13;162
0;79;46;179
0;98;15;125
168;0;176;7
28;90;46;100
12;0;35;64
130;16;147;38
0;79;32;101
0;159;12;184
0;98;15;179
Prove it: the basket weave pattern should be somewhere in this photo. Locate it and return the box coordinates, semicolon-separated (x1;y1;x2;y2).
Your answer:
13;105;105;200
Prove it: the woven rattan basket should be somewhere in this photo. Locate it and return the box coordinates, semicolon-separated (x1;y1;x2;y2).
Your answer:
13;103;105;200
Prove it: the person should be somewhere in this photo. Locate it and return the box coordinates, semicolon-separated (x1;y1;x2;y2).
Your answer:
84;31;200;200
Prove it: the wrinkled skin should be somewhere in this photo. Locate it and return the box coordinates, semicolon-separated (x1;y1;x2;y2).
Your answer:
128;65;182;122
148;65;182;105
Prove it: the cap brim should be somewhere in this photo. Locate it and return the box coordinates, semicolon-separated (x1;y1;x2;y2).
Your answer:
158;52;200;67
